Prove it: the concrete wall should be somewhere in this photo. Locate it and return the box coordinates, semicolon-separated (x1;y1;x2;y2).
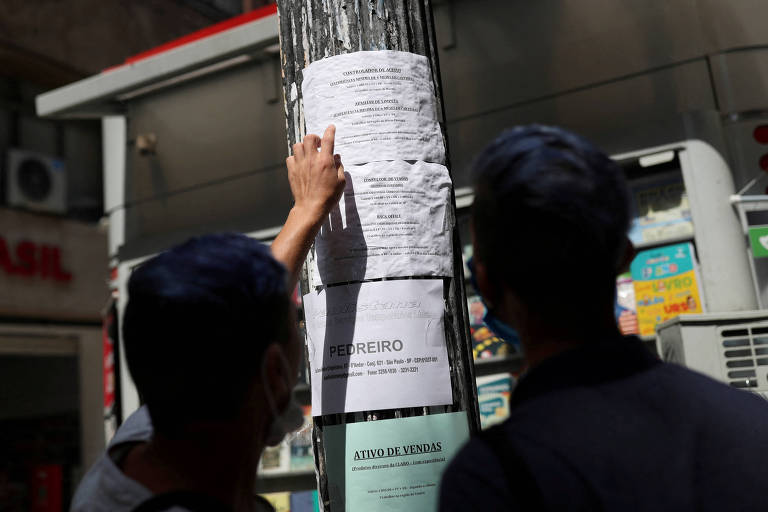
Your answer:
117;55;290;259
0;0;234;225
0;77;105;222
435;0;768;173
97;1;768;259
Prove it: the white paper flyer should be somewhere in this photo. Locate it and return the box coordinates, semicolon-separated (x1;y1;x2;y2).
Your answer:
311;160;453;286
301;50;445;165
303;279;452;415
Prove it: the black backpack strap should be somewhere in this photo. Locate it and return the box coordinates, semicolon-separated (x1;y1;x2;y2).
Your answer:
477;424;548;510
131;491;234;512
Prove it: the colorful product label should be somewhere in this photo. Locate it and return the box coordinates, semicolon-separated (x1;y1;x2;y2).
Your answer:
615;273;639;335
261;493;290;512
476;374;513;429
630;243;704;336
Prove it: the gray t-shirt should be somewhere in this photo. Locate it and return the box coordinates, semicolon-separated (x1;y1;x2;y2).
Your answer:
70;406;155;511
70;407;275;512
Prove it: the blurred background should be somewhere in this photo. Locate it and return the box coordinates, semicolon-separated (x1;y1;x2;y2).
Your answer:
1;2;273;510
5;1;768;510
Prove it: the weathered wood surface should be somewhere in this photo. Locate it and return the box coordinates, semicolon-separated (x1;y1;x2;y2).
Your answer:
276;1;478;508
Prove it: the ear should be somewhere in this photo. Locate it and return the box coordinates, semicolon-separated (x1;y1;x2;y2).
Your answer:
475;257;528;333
470;218;501;308
262;343;291;408
473;258;497;309
617;236;637;275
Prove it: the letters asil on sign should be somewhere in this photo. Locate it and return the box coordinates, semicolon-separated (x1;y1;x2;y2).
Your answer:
0;236;72;282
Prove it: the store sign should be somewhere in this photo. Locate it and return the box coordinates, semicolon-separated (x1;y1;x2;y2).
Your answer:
0;208;105;320
748;225;768;258
0;236;72;282
103;309;116;412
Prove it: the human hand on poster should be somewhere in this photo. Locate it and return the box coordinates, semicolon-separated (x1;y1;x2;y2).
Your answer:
271;125;346;289
287;124;346;223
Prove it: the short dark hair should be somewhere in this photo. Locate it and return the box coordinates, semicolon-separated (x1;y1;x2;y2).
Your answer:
123;233;291;435
471;125;631;325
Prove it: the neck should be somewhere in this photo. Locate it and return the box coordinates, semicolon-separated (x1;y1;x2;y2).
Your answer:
518;309;621;369
123;419;266;512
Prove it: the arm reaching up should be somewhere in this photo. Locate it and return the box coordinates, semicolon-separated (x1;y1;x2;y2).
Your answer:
271;125;345;290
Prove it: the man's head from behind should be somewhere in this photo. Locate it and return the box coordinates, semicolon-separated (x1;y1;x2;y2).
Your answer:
123;233;295;436
471;125;631;336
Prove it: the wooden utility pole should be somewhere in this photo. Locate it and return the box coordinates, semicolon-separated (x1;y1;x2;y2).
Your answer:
277;1;478;508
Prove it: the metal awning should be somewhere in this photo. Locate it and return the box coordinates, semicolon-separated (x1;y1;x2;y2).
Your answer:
36;8;279;119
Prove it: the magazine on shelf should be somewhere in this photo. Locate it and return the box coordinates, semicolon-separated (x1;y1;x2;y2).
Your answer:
467;295;519;360
290;490;320;512
258;438;290;475
627;170;694;245
615;273;639;335
476;373;514;429
261;492;290;512
630;242;705;337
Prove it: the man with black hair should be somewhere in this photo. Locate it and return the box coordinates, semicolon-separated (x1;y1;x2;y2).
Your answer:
439;125;768;511
71;126;345;512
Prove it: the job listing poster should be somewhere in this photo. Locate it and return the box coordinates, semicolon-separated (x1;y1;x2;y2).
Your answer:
301;50;445;165
302;279;452;415
324;412;470;511
311;160;454;286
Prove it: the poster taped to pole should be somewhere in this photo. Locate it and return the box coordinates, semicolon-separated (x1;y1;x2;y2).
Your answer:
301;50;445;165
311;160;453;286
324;412;470;512
303;279;452;415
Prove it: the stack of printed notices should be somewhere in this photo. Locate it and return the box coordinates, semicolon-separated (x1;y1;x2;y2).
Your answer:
297;50;471;511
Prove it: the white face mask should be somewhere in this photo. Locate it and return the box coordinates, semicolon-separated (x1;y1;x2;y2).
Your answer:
262;348;304;447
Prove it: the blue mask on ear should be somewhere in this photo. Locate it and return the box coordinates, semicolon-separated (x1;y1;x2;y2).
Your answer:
467;258;521;351
483;309;521;350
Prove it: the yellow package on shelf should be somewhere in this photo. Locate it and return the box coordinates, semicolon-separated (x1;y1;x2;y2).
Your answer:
631;242;705;337
261;492;290;512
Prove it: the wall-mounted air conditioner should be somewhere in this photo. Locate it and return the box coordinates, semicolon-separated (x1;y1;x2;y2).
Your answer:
657;311;768;400
5;149;66;214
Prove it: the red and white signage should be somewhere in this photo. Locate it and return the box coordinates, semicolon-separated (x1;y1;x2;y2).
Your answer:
0;236;72;282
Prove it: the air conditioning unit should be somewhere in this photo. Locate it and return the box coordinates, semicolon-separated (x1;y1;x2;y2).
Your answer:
657;311;768;400
5;149;66;214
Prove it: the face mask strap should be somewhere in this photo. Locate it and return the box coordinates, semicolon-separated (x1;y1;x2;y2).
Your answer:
261;345;305;446
261;345;294;418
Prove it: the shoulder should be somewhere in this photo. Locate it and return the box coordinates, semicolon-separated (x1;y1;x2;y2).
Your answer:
654;363;768;415
513;359;768;422
657;363;768;438
439;432;509;511
110;405;154;447
439;424;549;512
71;407;155;512
70;453;152;512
